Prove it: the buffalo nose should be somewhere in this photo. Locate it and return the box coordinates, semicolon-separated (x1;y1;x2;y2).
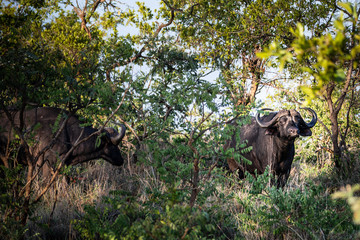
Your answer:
289;128;300;136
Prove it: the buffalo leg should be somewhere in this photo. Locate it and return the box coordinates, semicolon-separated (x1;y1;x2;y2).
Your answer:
276;170;290;188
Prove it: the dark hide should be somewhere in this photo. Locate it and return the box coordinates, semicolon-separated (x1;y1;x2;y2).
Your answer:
0;107;126;177
225;109;317;188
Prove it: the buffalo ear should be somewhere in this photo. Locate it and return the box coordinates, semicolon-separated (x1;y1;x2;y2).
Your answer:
265;127;277;135
299;128;312;136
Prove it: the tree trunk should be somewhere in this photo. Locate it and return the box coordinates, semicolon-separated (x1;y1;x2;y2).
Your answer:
328;112;342;169
222;46;264;107
189;157;199;208
324;62;354;172
21;163;34;225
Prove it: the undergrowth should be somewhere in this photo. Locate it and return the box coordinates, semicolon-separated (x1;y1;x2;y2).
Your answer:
14;158;360;239
2;157;359;240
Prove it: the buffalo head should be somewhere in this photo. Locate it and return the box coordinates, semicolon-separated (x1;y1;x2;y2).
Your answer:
255;108;317;140
99;126;126;166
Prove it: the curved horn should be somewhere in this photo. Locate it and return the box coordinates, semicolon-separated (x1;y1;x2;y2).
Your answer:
300;107;317;128
109;125;126;145
255;108;279;128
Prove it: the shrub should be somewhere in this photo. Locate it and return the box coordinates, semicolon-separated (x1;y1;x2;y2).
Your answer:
236;173;359;239
74;188;237;239
0;165;29;240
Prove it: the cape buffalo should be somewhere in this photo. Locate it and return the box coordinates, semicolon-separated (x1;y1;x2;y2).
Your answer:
0;107;126;177
225;108;317;188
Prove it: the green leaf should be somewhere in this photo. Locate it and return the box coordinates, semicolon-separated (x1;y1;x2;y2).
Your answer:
338;2;354;15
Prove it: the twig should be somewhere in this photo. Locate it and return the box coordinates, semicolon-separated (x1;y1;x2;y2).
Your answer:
106;0;177;81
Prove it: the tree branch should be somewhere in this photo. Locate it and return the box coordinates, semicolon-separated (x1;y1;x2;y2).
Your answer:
335;60;353;114
106;0;176;81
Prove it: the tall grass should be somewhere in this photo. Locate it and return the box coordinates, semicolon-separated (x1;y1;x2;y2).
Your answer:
26;162;129;239
23;150;360;239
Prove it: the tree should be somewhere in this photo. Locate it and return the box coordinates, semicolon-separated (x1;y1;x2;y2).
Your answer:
260;2;360;172
157;0;337;107
0;0;134;225
0;0;227;225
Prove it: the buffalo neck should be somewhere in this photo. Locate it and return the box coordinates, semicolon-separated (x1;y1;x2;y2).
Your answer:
269;135;296;167
272;134;295;151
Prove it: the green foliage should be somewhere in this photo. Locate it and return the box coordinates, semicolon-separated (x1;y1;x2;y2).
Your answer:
0;165;28;240
333;184;360;225
0;0;135;110
1;0;360;239
74;189;231;239
259;2;360;103
243;167;272;194
237;175;359;239
0;2;56;106
171;0;331;65
161;0;336;105
73;167;360;240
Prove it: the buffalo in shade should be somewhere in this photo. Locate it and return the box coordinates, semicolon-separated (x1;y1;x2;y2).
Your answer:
225;108;317;188
0;107;126;177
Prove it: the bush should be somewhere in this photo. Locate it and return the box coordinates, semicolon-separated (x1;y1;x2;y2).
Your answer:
74;188;236;239
236;173;359;239
72;164;360;240
0;165;29;240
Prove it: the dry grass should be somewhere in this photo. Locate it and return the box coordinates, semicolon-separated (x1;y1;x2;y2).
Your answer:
205;154;360;240
26;161;133;239
23;149;360;239
25;157;168;239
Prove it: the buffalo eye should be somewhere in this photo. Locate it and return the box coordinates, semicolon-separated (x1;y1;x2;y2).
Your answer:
279;116;287;125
